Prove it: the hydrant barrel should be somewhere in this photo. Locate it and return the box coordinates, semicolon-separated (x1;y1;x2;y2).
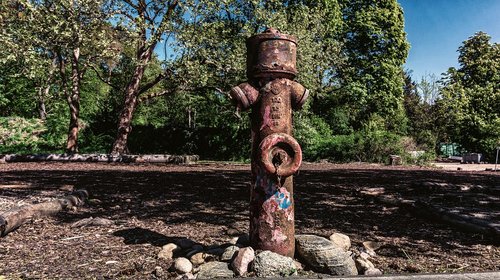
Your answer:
232;28;308;258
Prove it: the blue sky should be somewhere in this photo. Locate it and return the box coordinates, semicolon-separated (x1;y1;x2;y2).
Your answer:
398;0;500;81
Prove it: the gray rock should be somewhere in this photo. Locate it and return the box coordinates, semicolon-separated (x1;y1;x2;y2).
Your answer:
154;266;164;277
329;233;351;251
365;268;383;275
163;243;180;252
176;272;195;279
362;241;382;251
221;245;239;261
252;250;297;277
231;247;255;276
196;261;234;279
355;256;375;273
158;249;174;261
190;252;206;266
174;257;193;274
295;234;358;276
229;236;240;245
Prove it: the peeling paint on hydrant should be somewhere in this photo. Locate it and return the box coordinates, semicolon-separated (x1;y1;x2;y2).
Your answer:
229;28;308;257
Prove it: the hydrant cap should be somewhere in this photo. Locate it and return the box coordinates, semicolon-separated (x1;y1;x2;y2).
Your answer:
246;28;298;80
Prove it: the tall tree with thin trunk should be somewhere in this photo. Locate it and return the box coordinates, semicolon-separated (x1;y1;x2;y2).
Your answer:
110;0;180;155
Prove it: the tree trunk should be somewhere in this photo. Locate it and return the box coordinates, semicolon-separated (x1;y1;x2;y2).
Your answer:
37;57;57;121
66;48;81;154
111;45;154;155
37;86;48;121
0;190;88;237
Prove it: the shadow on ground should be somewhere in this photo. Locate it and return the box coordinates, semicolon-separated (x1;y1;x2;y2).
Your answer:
1;164;498;248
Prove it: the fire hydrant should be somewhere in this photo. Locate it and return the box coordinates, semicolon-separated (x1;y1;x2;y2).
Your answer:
230;28;308;257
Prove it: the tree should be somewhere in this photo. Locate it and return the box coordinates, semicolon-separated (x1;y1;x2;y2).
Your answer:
417;73;439;105
110;0;180;154
1;0;116;153
333;0;409;132
403;70;435;150
436;32;499;159
110;0;344;155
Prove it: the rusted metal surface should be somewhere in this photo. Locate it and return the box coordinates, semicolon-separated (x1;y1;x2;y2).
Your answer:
231;28;308;257
259;133;302;177
230;82;260;110
246;28;297;80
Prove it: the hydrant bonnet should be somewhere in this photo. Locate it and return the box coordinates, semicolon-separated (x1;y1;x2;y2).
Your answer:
246;28;298;80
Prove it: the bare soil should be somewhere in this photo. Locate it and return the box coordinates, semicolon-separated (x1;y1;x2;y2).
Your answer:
0;162;498;279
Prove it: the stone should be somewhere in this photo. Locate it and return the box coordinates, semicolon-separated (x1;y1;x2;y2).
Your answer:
174;257;193;274
176;272;195;279
231;247;255;276
252;250;297;277
221;245;239;261
158;249;174;260
154;266;164;277
229;236;239;245
158;243;180;260
329;233;351;252
163;243;180;252
360;251;371;260
355;256;375;273
365;268;383;275
190;252;206;266
361;247;377;257
294;261;304;271
295;234;358;276
362;241;382;251
196;261;234;279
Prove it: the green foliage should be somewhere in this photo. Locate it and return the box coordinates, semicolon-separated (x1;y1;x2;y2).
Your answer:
436;32;499;160
0;61;38;118
294;112;335;160
323;0;409;132
317;130;405;163
0;0;429;165
0;117;46;153
403;71;438;152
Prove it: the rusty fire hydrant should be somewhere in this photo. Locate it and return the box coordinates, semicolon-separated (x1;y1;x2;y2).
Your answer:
230;28;308;257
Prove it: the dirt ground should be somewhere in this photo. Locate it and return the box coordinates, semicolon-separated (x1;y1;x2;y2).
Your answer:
0;162;498;279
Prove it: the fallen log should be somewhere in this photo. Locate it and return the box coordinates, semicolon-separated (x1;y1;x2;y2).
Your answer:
0;190;89;237
0;154;198;164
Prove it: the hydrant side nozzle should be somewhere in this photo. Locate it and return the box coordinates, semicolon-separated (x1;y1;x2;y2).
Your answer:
259;133;302;177
229;82;260;111
289;81;309;110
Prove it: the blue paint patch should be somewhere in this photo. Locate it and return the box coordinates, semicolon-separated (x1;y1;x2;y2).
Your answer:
274;191;291;209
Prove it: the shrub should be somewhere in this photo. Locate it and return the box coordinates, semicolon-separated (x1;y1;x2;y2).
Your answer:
0;117;46;154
